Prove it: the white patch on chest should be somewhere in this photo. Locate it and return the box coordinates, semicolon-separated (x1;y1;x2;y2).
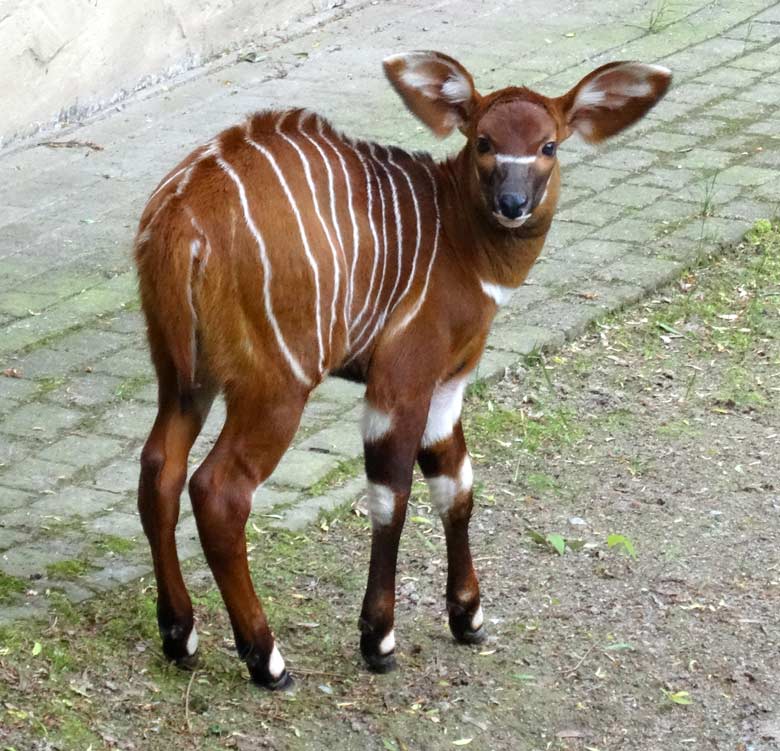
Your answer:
480;280;516;307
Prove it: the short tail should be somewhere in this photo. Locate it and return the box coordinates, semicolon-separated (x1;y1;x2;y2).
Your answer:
135;218;197;405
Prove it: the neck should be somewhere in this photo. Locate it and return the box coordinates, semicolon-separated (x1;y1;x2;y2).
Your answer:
432;147;557;289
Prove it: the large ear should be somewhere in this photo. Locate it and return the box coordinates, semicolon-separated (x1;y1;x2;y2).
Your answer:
383;50;480;138
555;61;672;143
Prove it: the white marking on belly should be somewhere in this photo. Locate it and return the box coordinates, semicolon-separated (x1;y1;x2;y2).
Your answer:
421;378;466;448
378;629;395;655
244;133;324;379
480;280;516;306
268;643;286;679
185;626;199;656
217;153;311;387
367;482;395;527
361;403;392;443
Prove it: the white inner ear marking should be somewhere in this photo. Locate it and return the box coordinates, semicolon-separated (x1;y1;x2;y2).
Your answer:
574;85;607;109
421;378;467;448
441;74;472;103
185;626;199;656
367;483;395;527
480;279;516;306
470;605;484;630
361;403;392;443
379;629;396;655
268;644;286;679
495;154;537;165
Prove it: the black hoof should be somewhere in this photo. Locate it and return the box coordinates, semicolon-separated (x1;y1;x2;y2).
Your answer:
265;669;295;692
363;650;397;674
173;650;200;671
453;624;488;645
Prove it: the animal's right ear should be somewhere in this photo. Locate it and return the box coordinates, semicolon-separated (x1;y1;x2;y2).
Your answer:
383;51;480;138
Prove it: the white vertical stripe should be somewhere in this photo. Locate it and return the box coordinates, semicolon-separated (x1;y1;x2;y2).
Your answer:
394;163;441;331
299;112;350;348
244;131;325;378
385;149;422;320
276;113;340;366
317;119;361;328
349;150;389;355
375;145;404;322
344;141;380;336
216;154;311;387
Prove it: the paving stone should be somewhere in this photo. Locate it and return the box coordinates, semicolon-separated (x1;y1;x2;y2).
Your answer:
0;457;76;493
45;372;126;409
0;402;85;440
270;477;365;531
715;165;776;186
90;511;144;539
597;218;659;244
298;423;364;459
93;348;154;379
486;323;565;355
92;456;141;495
8;346;90;380
0;376;39;402
600;184;668;209
0;485;33;513
559;199;623;227
39;434;126;469
312;377;364;406
269;448;342;490
252;486;298;513
676;148;736;172
32;486;122;519
0;526;32;550
594;255;683;289
0;537;87;579
96;401;158;440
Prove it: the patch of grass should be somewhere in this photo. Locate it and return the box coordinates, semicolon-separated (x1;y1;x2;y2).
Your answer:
645;0;676;33
0;571;27;603
115;374;153;400
525;472;561;495
45;559;93;580
306;456;363;497
656;418;701;438
91;534;136;555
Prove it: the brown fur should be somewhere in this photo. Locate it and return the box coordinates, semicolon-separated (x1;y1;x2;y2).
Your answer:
134;51;671;687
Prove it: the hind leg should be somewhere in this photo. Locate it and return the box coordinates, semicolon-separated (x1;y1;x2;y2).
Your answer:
188;382;308;689
138;369;216;667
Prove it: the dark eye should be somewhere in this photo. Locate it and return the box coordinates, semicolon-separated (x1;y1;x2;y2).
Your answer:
542;141;557;157
476;136;492;154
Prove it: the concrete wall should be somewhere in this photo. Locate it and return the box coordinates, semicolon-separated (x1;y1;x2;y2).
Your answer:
1;0;353;148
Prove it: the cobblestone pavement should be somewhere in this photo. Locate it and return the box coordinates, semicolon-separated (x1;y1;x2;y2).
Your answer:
1;0;779;622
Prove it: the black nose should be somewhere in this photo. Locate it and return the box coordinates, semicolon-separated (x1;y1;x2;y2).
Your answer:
498;192;528;219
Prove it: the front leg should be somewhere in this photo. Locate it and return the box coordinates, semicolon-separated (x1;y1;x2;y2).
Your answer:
418;384;485;645
359;393;430;672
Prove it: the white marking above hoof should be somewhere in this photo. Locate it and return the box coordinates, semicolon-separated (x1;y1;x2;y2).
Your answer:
378;629;396;655
185;626;199;656
367;483;395;527
470;606;484;631
269;644;286;679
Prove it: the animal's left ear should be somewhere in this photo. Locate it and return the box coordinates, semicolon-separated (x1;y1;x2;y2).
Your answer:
554;61;672;143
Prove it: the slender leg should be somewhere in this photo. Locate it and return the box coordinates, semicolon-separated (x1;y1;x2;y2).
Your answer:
358;395;430;672
138;377;215;667
418;420;485;644
188;385;307;689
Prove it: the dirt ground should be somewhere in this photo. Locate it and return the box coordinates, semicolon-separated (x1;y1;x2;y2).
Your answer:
1;222;779;750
